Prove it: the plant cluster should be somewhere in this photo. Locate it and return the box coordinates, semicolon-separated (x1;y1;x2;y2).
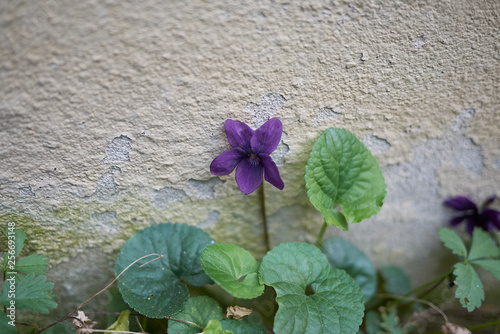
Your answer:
1;120;499;333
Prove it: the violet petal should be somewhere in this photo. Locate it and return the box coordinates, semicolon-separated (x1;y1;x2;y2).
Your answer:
235;157;263;195
250;118;283;154
260;154;284;190
210;148;246;176
466;218;476;235
444;196;478;211
225;119;253;150
482;209;500;230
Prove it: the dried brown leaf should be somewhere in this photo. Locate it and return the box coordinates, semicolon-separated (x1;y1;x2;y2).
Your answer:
72;311;98;333
226;305;252;319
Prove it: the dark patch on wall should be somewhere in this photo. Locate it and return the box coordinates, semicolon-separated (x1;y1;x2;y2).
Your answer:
197;210;220;229
244;93;286;128
312;107;342;126
94;166;121;200
362;134;391;155
151;187;187;209
19;185;35;197
102;135;131;163
187;178;224;199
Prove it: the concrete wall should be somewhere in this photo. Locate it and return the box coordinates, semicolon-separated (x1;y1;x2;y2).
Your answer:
1;0;499;309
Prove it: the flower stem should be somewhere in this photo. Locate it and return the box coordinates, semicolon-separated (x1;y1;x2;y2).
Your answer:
315;221;328;248
405;269;453;297
259;183;271;252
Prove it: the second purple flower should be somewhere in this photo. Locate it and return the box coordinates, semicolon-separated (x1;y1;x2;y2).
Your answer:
210;118;285;195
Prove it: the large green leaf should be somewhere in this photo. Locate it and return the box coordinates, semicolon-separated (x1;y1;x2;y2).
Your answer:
168;296;223;334
203;319;233;334
470;259;500;280
438;228;468;259
379;266;411;296
201;244;264;299
0;273;57;314
468;228;500;261
220;319;266;334
259;242;364;334
115;223;214;318
0;310;16;334
305;128;386;230
321;237;376;302
15;253;50;276
453;263;484;312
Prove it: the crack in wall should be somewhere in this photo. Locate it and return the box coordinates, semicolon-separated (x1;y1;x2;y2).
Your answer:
312;107;342;126
362;134;391;155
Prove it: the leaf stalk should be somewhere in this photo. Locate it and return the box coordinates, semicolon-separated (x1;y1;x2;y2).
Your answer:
259;183;271;252
315;221;328;248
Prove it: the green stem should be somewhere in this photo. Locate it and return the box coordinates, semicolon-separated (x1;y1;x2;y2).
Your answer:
232;297;237;307
259;183;271;252
405;269;453;297
467;319;500;331
315;221;328;248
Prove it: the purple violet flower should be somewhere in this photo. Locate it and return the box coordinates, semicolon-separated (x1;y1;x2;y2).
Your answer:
444;195;500;235
210;118;285;195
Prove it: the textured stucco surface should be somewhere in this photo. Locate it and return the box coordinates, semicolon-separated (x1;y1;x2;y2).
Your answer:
1;0;499;311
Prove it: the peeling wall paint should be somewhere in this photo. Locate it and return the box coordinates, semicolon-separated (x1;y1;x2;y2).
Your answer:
0;0;499;310
102;135;132;163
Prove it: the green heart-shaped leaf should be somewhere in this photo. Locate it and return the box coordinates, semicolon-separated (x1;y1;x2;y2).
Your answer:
204;320;233;334
321;237;376;302
220;319;266;334
259;242;364;334
305;128;386;230
168;296;223;334
201;244;264;299
115;223;214;318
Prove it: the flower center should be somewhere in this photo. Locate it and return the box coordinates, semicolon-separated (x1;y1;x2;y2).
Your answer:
248;153;260;165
